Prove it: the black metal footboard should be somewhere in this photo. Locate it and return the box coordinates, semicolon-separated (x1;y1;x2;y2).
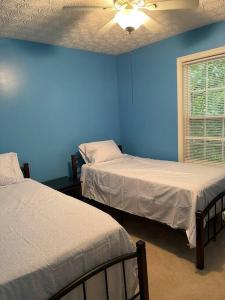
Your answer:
196;191;225;270
49;240;149;300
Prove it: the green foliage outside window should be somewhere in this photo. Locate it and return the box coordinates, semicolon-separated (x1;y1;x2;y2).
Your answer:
187;58;225;163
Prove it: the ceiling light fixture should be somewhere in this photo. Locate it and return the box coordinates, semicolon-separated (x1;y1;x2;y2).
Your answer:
115;8;148;33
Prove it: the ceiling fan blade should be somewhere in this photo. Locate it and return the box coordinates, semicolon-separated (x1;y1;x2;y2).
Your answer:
97;19;116;36
142;15;161;33
63;5;114;11
144;0;199;11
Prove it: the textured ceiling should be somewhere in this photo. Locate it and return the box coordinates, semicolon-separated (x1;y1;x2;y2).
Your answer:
0;0;225;55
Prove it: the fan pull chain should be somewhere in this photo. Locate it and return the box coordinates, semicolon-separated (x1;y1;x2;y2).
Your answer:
130;51;134;104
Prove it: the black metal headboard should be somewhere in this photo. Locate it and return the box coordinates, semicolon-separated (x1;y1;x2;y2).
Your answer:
21;163;30;178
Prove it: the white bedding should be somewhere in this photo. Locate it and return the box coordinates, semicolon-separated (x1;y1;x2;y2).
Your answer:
81;155;225;247
0;179;136;300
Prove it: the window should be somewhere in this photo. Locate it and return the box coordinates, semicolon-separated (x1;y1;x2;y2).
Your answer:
177;47;225;166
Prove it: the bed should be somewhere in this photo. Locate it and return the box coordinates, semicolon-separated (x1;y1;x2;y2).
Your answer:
72;140;225;270
0;153;149;300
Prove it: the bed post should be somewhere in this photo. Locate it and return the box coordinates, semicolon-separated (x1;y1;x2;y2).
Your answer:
23;163;30;178
71;155;78;181
136;240;149;300
196;211;204;270
118;144;123;152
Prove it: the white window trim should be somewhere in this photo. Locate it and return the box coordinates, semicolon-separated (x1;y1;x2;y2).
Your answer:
177;45;225;162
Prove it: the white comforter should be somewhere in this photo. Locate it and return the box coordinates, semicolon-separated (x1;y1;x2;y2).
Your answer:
81;155;225;247
0;179;136;300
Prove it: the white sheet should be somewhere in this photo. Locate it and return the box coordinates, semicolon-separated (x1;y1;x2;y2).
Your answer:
81;155;225;248
0;179;136;300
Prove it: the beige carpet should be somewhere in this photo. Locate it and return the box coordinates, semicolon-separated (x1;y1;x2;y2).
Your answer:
122;214;225;300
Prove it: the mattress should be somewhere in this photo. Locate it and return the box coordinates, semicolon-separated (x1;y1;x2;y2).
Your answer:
81;155;225;247
0;179;136;300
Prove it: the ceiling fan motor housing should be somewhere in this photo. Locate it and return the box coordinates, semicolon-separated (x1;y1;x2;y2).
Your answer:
114;0;146;9
114;0;128;9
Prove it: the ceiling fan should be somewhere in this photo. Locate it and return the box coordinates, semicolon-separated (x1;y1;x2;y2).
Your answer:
63;0;199;34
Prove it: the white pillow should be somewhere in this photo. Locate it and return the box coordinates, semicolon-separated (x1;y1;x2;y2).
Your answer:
0;152;24;186
79;140;123;164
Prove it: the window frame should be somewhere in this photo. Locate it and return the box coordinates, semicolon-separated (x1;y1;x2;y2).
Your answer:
177;45;225;163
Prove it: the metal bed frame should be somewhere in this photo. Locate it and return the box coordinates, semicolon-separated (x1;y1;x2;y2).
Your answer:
71;145;225;270
20;163;149;299
196;192;225;269
21;162;30;178
49;240;149;300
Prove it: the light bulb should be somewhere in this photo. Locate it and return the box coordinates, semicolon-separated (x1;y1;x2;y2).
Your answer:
115;9;148;33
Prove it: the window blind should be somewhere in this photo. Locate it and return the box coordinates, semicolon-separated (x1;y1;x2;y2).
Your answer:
183;55;225;166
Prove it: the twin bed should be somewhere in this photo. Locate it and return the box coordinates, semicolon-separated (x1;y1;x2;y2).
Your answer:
0;153;149;300
2;137;225;299
73;140;225;270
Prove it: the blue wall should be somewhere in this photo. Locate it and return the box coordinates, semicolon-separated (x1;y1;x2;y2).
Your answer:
117;21;225;161
1;20;225;181
0;39;120;181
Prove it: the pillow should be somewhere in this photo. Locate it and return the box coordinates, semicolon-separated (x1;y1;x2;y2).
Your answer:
0;152;24;186
79;140;123;164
